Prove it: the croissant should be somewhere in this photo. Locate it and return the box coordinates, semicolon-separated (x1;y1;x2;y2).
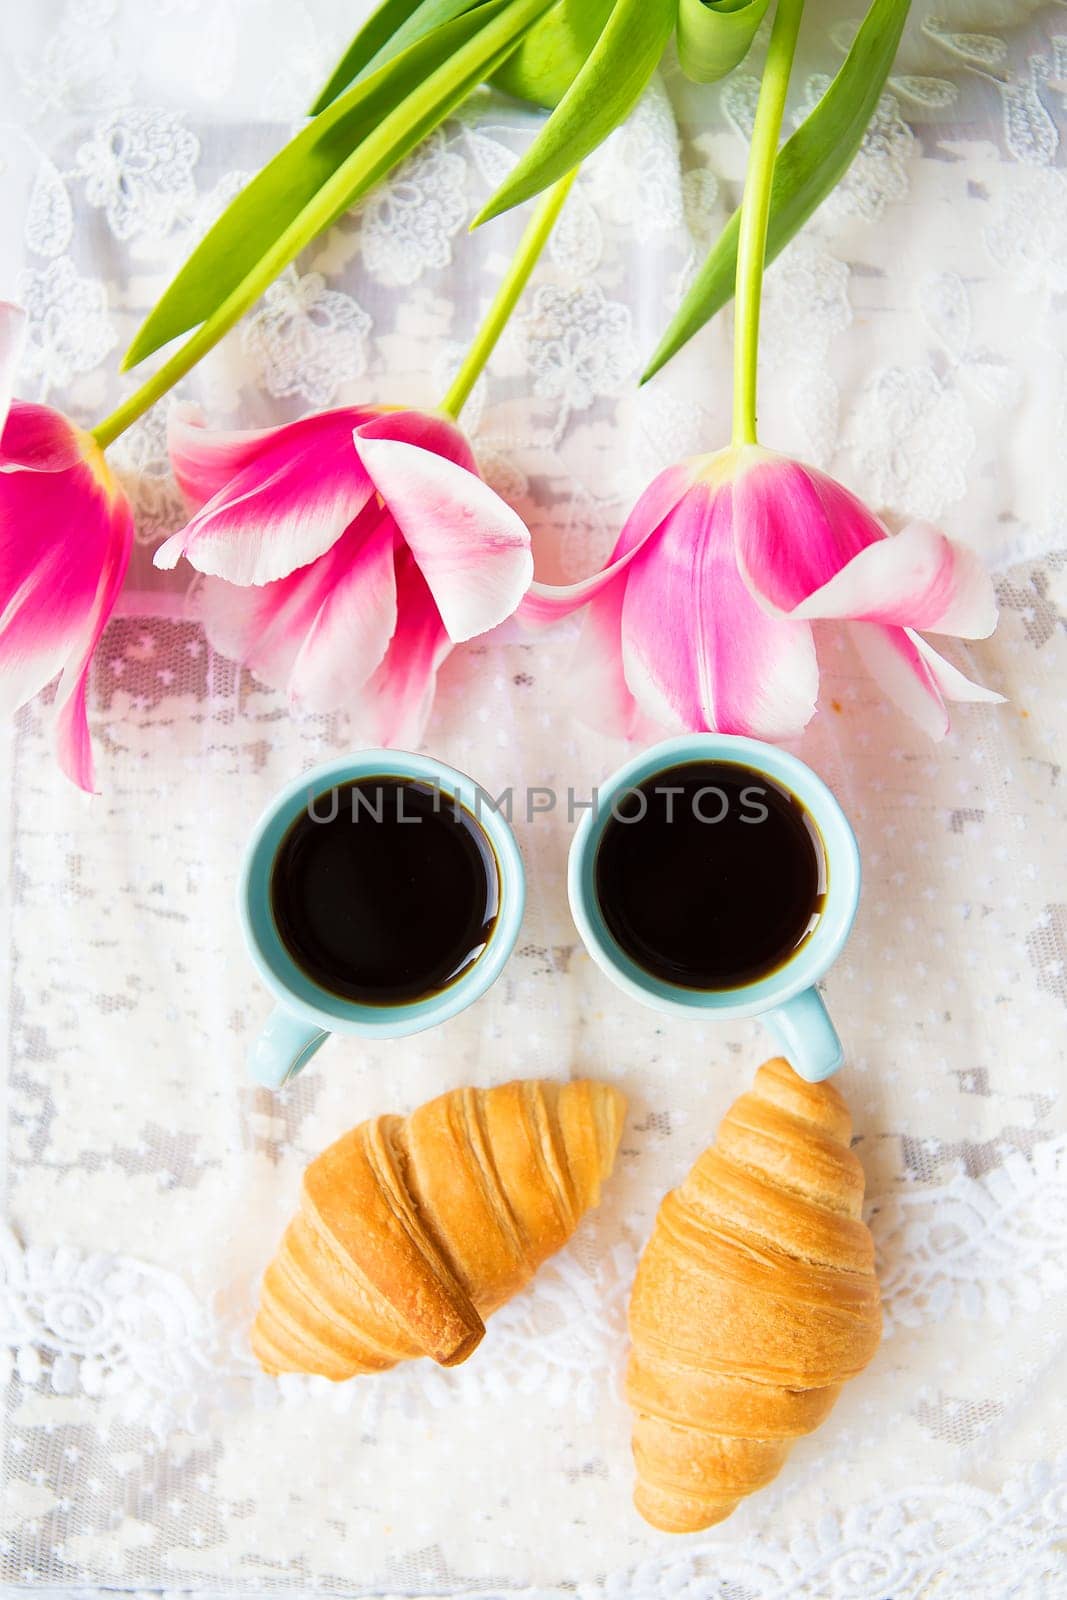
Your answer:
625;1057;881;1533
253;1076;626;1378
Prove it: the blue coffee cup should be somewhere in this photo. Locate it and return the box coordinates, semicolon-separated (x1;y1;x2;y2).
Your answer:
239;751;526;1089
567;734;861;1083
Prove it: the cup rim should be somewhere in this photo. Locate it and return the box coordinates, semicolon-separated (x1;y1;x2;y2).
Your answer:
238;750;526;1039
567;732;860;1020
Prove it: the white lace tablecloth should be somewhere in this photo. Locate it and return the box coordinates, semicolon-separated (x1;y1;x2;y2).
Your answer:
2;2;1067;1596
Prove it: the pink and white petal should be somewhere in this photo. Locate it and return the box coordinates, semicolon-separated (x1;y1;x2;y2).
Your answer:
519;458;706;626
199;559;339;693
789;521;998;638
168;405;293;509
352;550;451;748
158;413;374;584
1;401;87;473
846;621;984;740
0;452;117;720
621;479;819;741
911;631;1005;704
352;432;531;642
288;518;398;711
0;303;26;437
734;452;886;612
198;511;398;709
51;497;135;792
168;403;380;509
0;591;73;722
570;576;651;741
1;453;107;617
354;408;478;475
200;578;297;691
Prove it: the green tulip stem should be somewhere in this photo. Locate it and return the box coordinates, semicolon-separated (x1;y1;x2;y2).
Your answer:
92;167;578;451
732;0;804;447
90;322;219;451
439;167;578;420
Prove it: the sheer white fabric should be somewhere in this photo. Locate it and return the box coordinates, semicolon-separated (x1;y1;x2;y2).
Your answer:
1;1;1066;1595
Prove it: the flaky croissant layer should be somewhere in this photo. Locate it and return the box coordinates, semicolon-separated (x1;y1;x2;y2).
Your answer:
626;1057;882;1533
253;1077;626;1378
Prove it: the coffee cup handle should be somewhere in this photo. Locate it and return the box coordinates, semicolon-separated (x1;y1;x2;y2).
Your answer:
764;987;844;1083
248;1006;329;1088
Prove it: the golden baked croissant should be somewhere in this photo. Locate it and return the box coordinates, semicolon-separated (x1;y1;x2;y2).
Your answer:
625;1057;881;1533
253;1077;626;1378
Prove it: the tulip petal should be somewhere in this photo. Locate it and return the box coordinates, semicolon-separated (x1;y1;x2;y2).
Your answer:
0;303;26;437
910;632;1005;704
563;479;686;741
0;409;132;791
167;402;382;509
167;405;299;509
784;520;998;639
355;408;479;473
199;574;325;693
571;579;643;740
733;450;886;611
622;478;819;741
848;622;948;739
520;459;704;625
1;400;86;474
198;510;397;710
352;427;531;643
351;545;451;747
158;410;375;585
288;517;398;711
0;589;72;724
0;412;98;645
572;581;664;742
51;495;135;792
849;623;1003;741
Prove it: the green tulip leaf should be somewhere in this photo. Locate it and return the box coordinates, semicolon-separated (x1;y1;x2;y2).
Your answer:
491;0;616;110
310;0;480;115
124;0;554;371
677;0;771;83
472;0;677;226
643;0;911;379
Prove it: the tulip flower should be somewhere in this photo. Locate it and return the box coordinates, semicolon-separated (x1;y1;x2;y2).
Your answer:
523;0;1001;746
156;404;533;744
521;446;1001;742
0;303;134;791
151;175;581;746
0;159;566;785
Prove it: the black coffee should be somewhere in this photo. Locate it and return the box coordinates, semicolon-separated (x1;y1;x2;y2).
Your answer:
270;777;499;1005
594;760;825;990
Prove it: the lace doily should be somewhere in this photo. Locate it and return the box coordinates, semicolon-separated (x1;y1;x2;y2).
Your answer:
1;1;1066;1595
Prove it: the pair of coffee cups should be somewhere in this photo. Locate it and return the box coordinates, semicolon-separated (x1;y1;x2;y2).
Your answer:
240;734;860;1090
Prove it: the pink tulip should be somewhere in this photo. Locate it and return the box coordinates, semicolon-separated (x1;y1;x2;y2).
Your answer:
158;404;533;744
0;303;134;791
521;445;1002;742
